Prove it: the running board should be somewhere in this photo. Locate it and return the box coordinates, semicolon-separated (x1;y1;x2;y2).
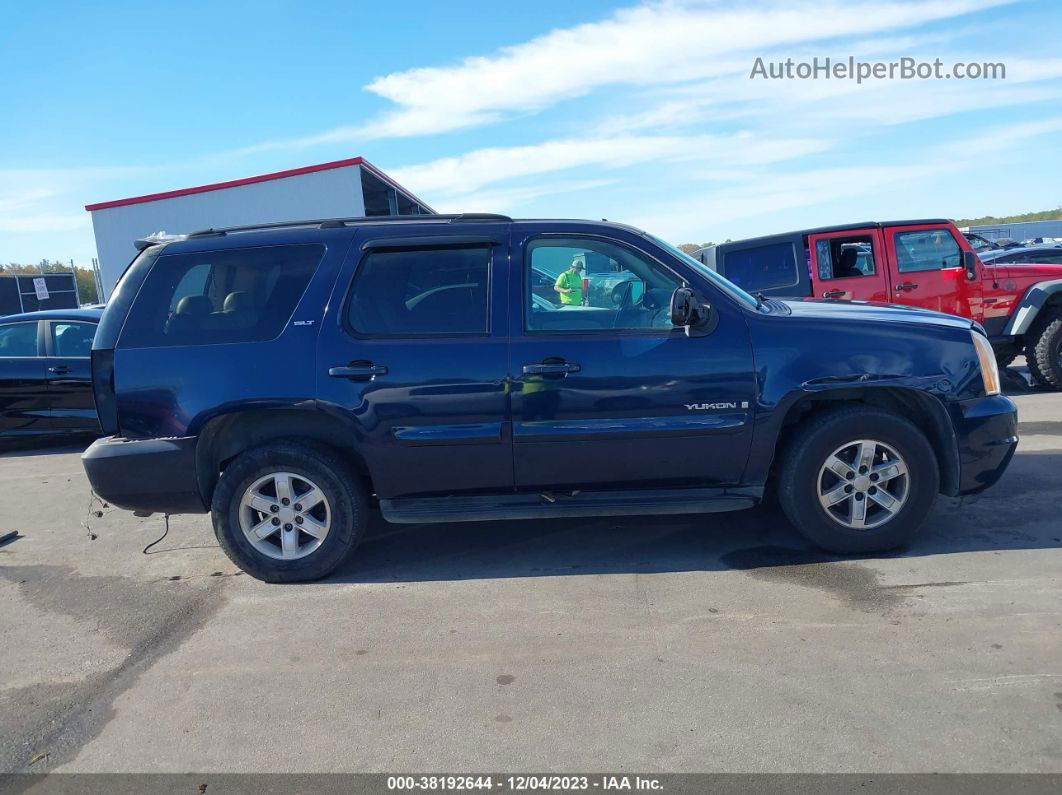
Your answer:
379;487;761;524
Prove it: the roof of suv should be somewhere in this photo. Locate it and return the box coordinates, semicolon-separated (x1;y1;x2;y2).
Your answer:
136;214;649;252
701;219;952;253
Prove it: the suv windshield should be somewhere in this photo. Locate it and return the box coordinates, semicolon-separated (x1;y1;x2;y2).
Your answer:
645;234;762;310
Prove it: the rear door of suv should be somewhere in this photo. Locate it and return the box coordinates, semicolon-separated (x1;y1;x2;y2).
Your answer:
316;226;513;500
807;228;889;302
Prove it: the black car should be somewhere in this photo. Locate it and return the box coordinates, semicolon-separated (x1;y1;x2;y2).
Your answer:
0;307;102;444
978;245;1062;266
81;215;1017;583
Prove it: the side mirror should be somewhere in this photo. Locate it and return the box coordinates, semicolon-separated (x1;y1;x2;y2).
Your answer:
670;287;712;330
962;250;979;281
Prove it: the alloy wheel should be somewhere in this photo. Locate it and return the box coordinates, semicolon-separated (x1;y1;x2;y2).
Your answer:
816;439;909;530
239;471;331;560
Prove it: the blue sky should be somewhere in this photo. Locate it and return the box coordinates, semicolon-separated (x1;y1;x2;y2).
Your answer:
3;0;1062;265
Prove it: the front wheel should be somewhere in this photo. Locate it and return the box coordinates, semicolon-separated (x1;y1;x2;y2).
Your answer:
211;441;367;582
776;407;939;554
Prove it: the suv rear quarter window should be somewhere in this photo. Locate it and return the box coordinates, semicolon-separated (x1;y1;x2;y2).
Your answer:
119;244;324;348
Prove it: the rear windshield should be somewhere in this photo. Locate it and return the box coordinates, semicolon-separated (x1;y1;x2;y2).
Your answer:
722;242;799;292
119;244;324;348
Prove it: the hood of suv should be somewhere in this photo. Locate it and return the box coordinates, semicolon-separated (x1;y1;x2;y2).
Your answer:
780;297;975;331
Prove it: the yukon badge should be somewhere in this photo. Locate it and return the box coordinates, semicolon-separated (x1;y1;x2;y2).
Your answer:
685;401;749;410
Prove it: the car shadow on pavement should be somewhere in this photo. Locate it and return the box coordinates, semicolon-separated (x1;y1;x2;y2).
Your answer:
322;449;1062;585
0;440;93;458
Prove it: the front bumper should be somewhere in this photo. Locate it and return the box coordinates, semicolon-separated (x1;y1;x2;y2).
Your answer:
951;394;1018;495
81;435;208;514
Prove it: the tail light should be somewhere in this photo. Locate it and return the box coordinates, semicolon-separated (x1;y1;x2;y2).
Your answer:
91;349;119;435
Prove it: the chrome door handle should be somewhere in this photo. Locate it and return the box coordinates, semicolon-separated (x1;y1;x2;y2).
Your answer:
822;289;845;299
47;366;70;374
895;282;919;292
328;362;388;380
522;362;580;376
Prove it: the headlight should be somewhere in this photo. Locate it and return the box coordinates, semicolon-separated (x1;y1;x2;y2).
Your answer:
970;330;1000;396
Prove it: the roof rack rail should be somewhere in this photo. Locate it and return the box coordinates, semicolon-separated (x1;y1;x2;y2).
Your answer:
449;213;512;223
182;213;510;239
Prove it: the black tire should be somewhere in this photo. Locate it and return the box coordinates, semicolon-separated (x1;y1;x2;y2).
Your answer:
995;351;1017;370
210;440;367;582
776;406;939;554
1025;310;1062;390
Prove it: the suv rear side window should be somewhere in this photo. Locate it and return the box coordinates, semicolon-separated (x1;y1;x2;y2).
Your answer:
723;242;798;292
895;230;961;273
816;235;877;280
347;246;490;336
120;244;324;348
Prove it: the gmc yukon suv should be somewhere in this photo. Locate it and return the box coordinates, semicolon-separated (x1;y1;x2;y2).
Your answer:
696;219;1062;388
83;214;1018;582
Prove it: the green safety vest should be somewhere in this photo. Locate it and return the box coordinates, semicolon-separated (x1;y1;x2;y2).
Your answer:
555;271;583;305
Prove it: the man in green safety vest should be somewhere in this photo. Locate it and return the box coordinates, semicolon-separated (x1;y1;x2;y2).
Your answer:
554;259;585;306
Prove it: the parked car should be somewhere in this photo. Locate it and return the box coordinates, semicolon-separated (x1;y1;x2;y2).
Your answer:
0;307;102;444
978;245;1062;266
962;233;1023;252
697;219;1062;386
82;214;1017;582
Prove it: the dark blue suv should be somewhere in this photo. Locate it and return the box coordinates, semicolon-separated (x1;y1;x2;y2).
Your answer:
82;214;1018;582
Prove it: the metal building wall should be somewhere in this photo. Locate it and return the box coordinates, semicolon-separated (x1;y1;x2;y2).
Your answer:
88;165;366;297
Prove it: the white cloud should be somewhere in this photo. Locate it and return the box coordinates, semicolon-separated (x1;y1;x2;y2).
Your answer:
389;132;831;197
633;116;1062;240
240;0;1012;151
432;179;621;214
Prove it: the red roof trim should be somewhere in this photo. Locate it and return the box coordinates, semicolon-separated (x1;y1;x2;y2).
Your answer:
84;156;435;213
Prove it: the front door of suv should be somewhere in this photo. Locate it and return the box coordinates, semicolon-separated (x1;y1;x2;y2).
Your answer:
885;224;983;320
317;231;513;499
508;228;757;491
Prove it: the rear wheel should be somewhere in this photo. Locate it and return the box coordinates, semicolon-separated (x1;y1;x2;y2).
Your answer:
211;440;367;582
1026;310;1062;390
776;406;939;554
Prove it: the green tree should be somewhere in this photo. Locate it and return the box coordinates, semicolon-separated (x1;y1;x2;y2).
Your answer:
677;242;713;254
954;206;1062;227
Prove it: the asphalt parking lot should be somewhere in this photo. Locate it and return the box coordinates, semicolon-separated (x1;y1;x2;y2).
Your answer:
1;373;1060;775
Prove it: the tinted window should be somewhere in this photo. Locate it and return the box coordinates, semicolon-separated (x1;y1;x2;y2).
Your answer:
895;230;961;273
526;238;680;333
816;235;876;280
347;247;490;336
121;244;323;348
723;243;798;292
0;322;38;357
51;322;96;357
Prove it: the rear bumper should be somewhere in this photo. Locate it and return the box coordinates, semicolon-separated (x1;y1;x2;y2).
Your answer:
81;435;208;514
951;394;1019;495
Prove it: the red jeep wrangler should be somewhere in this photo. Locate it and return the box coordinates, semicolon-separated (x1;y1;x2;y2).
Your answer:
698;219;1062;388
